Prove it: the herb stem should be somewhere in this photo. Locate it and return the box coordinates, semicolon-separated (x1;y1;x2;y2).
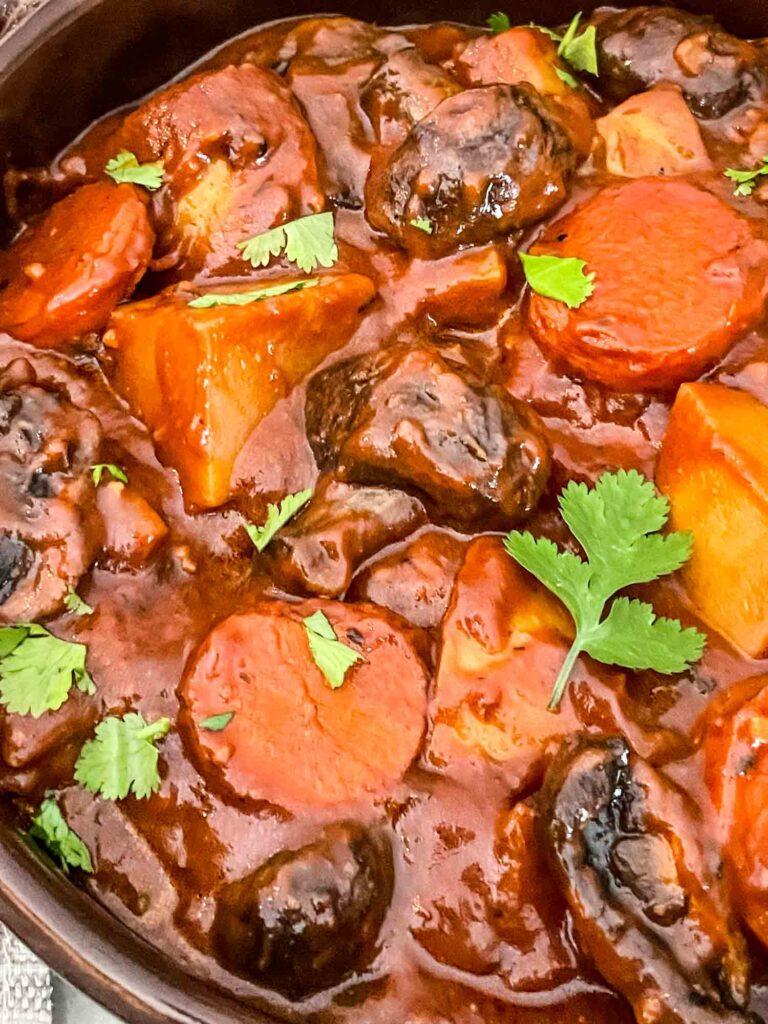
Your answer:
549;638;583;712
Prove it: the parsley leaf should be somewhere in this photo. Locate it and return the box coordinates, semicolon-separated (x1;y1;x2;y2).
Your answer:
188;279;320;309
91;463;128;486
244;488;312;553
75;713;171;800
555;67;579;89
520;252;595;308
64;589;93;617
486;11;511;33
409;217;434;234
29;796;93;874
0;624;95;717
504;469;706;710
557;13;598;74
303;610;364;690
238;212;338;274
199;711;235;732
105;150;165;191
725;156;768;197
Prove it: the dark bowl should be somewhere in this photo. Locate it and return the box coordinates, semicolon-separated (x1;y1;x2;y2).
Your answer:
0;0;767;1020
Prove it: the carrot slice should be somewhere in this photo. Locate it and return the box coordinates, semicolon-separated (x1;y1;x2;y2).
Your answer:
180;600;428;809
0;182;152;348
526;178;768;390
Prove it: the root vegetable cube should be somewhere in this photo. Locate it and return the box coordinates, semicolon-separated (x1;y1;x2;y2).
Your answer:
657;382;768;657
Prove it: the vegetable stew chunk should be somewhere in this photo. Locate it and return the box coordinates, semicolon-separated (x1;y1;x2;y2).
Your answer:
365;84;575;258
0;183;152;348
268;477;426;598
526;178;768;390
591;6;768;118
657;383;768;658
0;368;101;622
180;601;428;810
212;823;393;998
106;274;375;508
305;345;550;530
541;737;754;1024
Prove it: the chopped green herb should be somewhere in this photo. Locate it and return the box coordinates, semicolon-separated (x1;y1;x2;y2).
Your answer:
199;711;235;732
188;279;320;309
91;463;128;486
64;589;93;617
409;217;434;234
0;624;95;717
303;610;364;690
504;470;706;711
29;796;93;874
725;156;768;197
238;212;338;274
557;12;598;74
74;713;171;800
244;488;313;553
555;67;579;89
105;150;165;191
486;11;511;33
520;252;595;309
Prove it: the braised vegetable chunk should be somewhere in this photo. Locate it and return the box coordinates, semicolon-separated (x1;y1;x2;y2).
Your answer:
541;737;753;1024
592;6;768;118
106;273;374;507
0;183;152;348
212;823;393;997
180;601;428;809
0;374;101;622
595;85;712;177
365;84;575;257
306;345;550;530
95;482;168;570
267;477;426;597
526;179;768;389
705;681;768;951
657;383;768;657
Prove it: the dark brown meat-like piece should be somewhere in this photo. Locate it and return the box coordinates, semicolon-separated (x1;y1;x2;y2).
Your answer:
591;6;768;119
305;344;550;530
365;83;575;258
0;182;152;348
0;362;101;621
540;737;756;1024
211;823;393;999
267;476;426;598
348;528;466;629
361;48;460;147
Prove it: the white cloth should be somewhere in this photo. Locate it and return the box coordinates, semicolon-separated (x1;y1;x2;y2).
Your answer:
0;929;51;1024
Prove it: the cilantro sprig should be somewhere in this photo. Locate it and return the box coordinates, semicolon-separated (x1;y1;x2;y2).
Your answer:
238;212;337;274
105;151;165;191
409;217;434;234
725;156;768;197
199;711;235;732
91;463;127;486
244;488;313;553
64;589;93;617
188;279;319;309
487;11;598;77
0;624;95;717
520;252;595;308
303;610;364;690
29;796;93;874
74;713;171;800
486;11;511;32
504;470;706;711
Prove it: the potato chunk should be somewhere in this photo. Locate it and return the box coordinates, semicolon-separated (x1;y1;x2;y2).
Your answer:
595;85;711;177
657;382;768;657
106;275;375;508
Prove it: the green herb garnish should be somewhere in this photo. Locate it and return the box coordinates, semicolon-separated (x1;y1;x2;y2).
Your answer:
303;610;364;690
91;463;128;486
520;252;595;308
486;11;511;33
64;589;93;617
199;711;235;732
409;217;434;234
188;279;320;309
0;624;95;717
105;151;165;191
29;796;93;873
725;157;768;197
556;12;598;74
238;212;337;274
504;470;706;711
74;713;171;800
244;489;313;553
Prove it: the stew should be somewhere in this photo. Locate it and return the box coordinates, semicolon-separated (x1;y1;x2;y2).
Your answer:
3;6;768;1022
